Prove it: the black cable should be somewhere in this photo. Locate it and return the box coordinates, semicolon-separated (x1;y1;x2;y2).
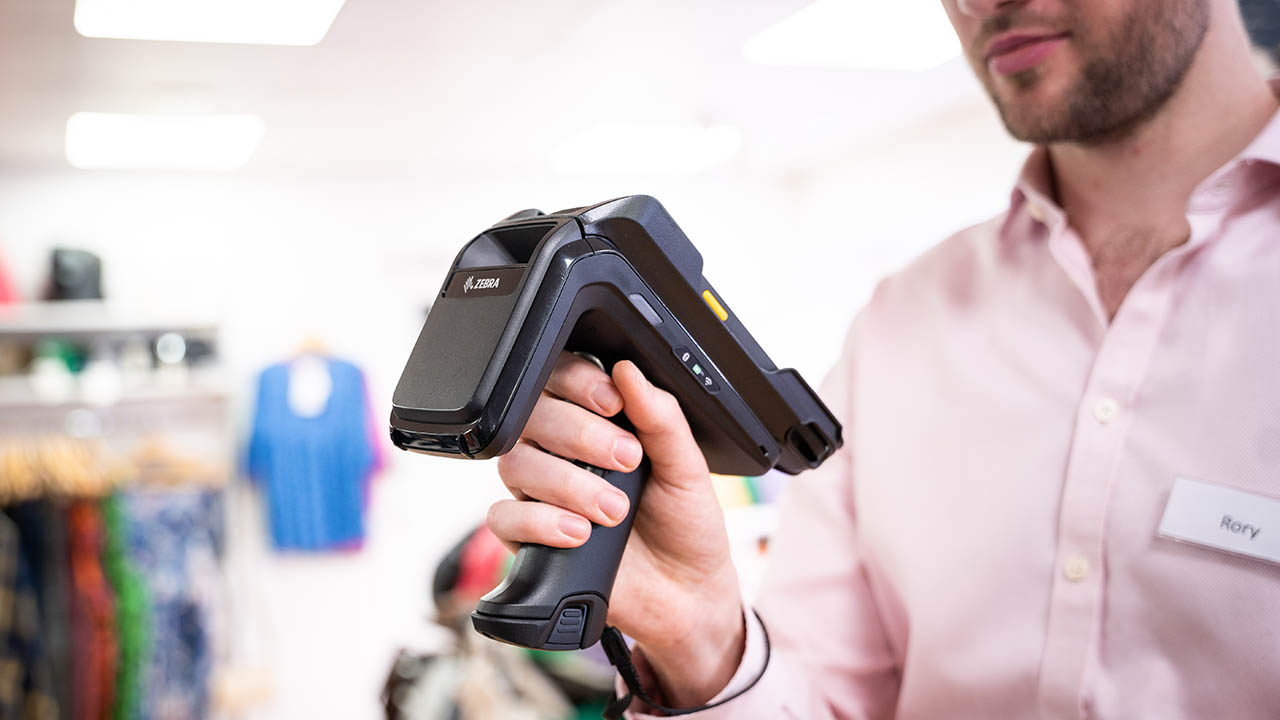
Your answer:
601;609;771;719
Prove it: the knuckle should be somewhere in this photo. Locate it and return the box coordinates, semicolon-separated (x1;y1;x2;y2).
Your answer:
568;376;597;405
496;451;515;476
572;420;596;454
497;443;531;475
499;475;520;497
526;395;552;425
564;467;597;506
563;357;587;382
524;508;550;538
485;501;505;530
655;389;681;417
552;354;599;395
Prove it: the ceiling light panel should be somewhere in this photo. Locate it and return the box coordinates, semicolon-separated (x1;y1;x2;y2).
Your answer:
744;0;962;72
74;0;347;46
65;113;266;170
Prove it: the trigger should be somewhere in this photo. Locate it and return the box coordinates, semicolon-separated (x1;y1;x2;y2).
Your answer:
573;351;605;371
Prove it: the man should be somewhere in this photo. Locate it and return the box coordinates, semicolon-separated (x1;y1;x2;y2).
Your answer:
486;0;1280;716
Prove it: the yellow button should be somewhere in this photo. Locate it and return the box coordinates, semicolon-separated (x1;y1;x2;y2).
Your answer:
702;290;728;322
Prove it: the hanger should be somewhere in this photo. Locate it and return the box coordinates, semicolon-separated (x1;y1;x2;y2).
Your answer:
293;335;330;358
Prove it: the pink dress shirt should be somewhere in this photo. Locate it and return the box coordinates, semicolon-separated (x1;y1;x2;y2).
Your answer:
626;108;1280;718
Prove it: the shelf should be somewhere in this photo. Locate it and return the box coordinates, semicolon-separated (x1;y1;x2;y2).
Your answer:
0;300;219;341
0;379;232;439
0;371;231;410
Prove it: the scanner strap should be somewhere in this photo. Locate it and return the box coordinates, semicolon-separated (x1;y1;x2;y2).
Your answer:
601;608;771;719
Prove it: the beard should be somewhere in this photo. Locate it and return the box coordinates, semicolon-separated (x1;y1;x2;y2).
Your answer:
972;0;1210;145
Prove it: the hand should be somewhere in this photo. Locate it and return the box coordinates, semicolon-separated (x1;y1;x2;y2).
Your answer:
486;351;746;706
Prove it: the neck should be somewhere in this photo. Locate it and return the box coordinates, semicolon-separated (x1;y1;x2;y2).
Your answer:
1049;16;1277;248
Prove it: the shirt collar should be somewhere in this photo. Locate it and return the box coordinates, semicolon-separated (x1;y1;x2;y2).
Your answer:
1009;145;1065;231
1008;74;1280;225
1234;75;1280;166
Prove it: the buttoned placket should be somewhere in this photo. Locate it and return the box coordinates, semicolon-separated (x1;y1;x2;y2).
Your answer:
1031;197;1229;719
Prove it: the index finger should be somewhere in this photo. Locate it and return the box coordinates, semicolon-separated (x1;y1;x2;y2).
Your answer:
544;351;623;417
611;360;709;489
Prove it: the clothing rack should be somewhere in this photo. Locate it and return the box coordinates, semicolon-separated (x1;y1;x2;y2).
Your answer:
0;299;236;720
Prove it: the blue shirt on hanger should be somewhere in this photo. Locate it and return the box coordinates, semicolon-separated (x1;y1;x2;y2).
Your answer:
247;357;378;551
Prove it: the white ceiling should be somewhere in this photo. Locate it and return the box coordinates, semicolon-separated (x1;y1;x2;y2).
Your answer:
0;0;989;179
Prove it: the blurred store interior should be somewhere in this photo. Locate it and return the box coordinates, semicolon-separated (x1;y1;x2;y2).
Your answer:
1;1;1276;719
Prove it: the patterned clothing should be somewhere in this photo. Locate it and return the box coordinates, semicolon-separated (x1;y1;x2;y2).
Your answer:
4;502;70;719
0;512;58;720
123;490;222;720
102;494;148;720
67;501;117;720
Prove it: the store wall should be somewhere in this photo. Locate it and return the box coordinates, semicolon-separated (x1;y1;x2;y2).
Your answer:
0;93;1026;718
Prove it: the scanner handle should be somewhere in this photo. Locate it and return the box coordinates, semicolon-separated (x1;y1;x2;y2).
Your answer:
471;456;650;650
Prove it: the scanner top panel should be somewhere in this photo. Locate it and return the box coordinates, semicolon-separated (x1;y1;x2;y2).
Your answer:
390;217;582;425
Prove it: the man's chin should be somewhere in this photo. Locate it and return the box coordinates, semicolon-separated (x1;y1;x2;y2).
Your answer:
989;74;1080;142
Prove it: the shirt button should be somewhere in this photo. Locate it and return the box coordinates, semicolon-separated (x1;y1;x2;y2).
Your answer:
1063;554;1090;582
1027;202;1047;223
1093;397;1118;424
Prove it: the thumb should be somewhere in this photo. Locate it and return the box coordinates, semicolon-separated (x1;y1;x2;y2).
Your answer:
612;360;709;490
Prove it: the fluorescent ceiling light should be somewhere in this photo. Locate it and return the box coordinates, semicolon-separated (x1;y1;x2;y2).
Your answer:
551;124;743;176
65;113;266;170
74;0;346;46
744;0;961;72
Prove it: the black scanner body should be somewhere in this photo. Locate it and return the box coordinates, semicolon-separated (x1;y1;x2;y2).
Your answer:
390;195;842;650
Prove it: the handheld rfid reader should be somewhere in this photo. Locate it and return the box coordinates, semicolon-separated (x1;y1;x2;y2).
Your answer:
389;195;842;651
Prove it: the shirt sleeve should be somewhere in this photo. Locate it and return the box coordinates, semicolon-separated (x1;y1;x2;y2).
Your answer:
622;313;901;719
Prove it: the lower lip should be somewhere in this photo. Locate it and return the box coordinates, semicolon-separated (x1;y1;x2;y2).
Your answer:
988;36;1066;76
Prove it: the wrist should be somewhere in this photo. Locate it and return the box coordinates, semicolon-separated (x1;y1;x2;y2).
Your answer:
634;577;746;707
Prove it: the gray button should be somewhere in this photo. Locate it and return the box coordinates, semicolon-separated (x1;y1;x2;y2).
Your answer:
628;293;663;326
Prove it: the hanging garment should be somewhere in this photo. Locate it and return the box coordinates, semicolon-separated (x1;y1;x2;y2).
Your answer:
0;512;59;720
102;493;148;720
123;489;222;720
66;501;117;720
5;501;72;719
246;356;382;551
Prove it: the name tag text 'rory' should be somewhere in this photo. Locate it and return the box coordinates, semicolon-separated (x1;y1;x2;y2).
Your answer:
1158;476;1280;567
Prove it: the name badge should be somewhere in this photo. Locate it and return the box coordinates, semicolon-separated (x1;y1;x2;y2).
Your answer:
1158;476;1280;566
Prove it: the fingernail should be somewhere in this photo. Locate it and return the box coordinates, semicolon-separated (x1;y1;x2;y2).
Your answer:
592;382;622;414
559;515;590;540
612;437;642;469
597;489;629;523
